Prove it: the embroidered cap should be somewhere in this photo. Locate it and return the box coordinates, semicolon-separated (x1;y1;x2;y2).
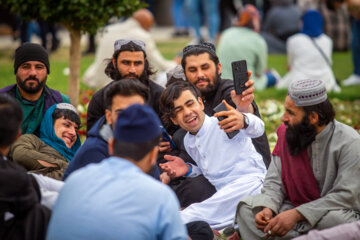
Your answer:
183;42;216;55
114;104;161;143
166;65;186;81
288;79;327;106
56;103;78;114
114;39;146;52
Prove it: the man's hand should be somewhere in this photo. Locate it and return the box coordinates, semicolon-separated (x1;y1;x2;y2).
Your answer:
37;160;58;168
214;100;246;132
159;155;189;178
255;207;273;231
264;209;305;238
159;141;172;153
160;172;171;184
231;71;255;113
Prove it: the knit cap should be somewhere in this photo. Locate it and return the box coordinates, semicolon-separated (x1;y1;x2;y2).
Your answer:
14;43;50;74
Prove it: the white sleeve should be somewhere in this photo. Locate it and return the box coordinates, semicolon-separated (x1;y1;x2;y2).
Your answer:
241;112;265;138
30;173;64;209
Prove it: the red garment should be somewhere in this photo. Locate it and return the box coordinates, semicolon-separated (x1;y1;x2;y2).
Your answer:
272;124;320;207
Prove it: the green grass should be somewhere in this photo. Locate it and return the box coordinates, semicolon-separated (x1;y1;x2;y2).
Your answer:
1;39;359;101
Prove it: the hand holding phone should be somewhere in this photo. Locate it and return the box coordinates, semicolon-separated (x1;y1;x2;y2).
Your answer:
213;102;239;139
232;60;249;95
160;125;177;149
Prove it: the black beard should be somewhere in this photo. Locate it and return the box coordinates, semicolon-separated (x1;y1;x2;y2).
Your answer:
197;72;220;99
114;69;149;86
16;75;46;94
285;115;317;156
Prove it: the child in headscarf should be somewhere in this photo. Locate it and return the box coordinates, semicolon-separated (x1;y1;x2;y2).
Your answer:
10;103;81;180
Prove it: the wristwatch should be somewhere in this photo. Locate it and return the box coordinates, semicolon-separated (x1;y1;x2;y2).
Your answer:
242;113;249;129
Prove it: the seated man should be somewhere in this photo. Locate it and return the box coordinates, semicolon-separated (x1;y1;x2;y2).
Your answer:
47;105;188;239
86;38;164;132
10;103;81;180
63;79;159;180
159;81;267;229
236;79;360;239
83;8;177;89
0;43;70;136
0;93;51;240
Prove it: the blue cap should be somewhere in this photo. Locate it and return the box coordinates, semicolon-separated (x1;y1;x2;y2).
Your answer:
114;104;161;142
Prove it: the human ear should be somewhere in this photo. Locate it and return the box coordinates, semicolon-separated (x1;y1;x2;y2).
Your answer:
105;109;112;125
108;138;114;156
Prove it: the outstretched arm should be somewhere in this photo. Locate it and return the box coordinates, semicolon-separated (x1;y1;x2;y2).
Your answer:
159;155;201;178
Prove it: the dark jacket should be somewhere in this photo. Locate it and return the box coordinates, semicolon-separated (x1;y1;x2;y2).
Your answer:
63;116;108;180
0;84;68;114
86;80;164;132
64;116;161;181
0;156;51;240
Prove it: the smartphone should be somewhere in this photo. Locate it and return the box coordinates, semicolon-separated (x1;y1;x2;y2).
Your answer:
213;102;239;139
160;125;177;149
232;60;249;95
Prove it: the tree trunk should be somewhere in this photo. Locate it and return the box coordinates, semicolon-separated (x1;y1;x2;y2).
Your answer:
67;28;81;106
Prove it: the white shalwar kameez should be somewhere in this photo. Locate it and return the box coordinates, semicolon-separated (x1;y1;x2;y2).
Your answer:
180;114;267;229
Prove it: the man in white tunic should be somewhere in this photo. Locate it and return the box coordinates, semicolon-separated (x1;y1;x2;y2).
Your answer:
159;81;266;229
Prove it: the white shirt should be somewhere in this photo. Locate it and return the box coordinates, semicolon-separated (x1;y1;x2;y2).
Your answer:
277;33;340;92
184;114;267;190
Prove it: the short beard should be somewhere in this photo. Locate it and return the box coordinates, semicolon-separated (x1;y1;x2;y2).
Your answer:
285;115;317;156
197;72;220;99
16;75;46;94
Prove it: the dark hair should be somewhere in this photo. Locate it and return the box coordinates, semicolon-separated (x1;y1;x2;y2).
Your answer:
104;79;150;110
113;136;160;161
302;99;335;126
0;94;23;147
104;41;155;82
160;81;201;126
181;46;220;70
52;108;81;129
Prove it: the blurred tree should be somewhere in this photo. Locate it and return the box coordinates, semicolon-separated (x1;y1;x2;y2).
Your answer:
0;0;144;105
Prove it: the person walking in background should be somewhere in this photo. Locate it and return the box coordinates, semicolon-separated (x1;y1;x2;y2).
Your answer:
184;0;220;44
261;0;301;54
343;0;360;86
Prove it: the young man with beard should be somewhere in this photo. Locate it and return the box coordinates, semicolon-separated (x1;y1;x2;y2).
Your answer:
160;42;271;209
180;42;271;167
159;81;267;229
86;39;164;132
236;79;360;239
0;43;70;136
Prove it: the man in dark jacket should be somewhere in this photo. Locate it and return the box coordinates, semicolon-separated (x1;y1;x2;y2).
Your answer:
0;43;70;137
86;39;164;132
0;93;51;240
64;79;160;180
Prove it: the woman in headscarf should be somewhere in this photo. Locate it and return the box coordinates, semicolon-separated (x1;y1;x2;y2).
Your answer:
10;103;81;180
277;9;341;92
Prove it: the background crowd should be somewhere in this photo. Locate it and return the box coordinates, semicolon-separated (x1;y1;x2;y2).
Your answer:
0;0;359;239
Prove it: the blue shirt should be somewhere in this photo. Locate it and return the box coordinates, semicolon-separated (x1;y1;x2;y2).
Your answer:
47;157;187;240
